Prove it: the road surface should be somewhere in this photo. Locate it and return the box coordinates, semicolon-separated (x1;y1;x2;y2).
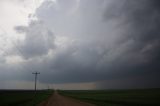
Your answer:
38;91;95;106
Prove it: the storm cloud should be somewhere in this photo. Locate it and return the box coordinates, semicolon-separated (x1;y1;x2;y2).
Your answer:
1;0;160;89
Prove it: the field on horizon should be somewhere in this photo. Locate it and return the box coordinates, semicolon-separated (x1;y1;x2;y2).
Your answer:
0;90;53;106
59;88;160;106
1;89;160;106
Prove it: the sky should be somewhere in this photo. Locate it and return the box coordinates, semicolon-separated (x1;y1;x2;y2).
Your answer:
0;0;160;90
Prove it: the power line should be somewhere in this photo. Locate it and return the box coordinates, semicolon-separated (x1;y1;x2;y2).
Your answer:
32;72;40;93
0;26;41;91
0;26;35;72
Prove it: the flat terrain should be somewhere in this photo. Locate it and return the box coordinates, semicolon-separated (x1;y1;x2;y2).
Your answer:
1;89;160;106
0;90;53;106
59;89;160;106
39;91;95;106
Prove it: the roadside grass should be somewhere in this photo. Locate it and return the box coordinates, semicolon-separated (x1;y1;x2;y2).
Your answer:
59;89;160;106
0;90;53;106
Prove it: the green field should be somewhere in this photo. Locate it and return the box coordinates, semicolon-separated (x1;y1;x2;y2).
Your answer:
59;89;160;106
0;90;53;106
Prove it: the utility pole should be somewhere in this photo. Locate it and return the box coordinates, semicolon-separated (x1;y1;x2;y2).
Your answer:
32;72;40;94
48;85;50;90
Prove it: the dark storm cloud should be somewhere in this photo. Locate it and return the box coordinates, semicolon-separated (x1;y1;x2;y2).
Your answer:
97;72;160;89
11;0;160;89
97;0;160;88
105;0;160;71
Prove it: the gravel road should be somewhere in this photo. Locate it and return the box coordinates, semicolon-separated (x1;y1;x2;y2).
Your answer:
38;91;95;106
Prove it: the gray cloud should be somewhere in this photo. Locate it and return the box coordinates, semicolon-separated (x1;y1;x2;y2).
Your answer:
15;21;55;59
7;0;160;89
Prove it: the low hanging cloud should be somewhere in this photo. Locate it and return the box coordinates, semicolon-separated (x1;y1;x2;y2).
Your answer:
8;0;160;89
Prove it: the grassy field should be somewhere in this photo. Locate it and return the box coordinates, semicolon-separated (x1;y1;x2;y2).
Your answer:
0;90;53;106
59;89;160;106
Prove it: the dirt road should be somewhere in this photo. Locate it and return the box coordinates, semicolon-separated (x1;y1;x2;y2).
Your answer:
38;91;95;106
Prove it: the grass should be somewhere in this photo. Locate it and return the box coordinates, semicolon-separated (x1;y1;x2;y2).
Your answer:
0;90;53;106
59;88;160;106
